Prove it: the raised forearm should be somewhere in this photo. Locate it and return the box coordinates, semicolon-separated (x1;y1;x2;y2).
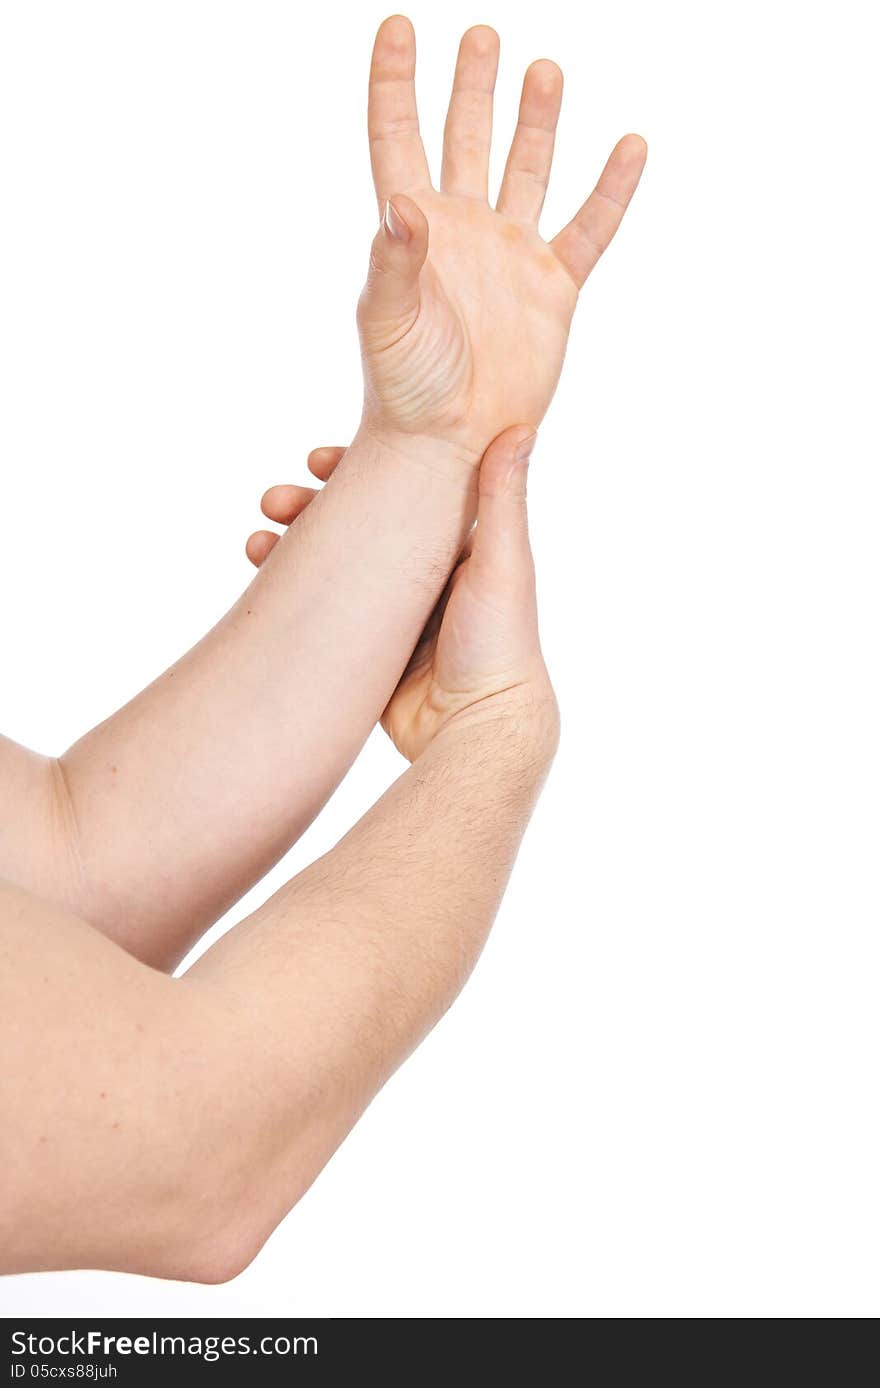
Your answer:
45;430;475;967
0;737;67;888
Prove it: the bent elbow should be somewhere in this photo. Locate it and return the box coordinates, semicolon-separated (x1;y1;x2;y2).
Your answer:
147;1156;319;1285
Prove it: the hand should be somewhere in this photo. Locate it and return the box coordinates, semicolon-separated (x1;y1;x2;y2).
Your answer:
246;427;557;762
356;17;647;465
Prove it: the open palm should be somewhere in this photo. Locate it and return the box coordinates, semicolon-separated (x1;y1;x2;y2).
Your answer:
359;18;647;462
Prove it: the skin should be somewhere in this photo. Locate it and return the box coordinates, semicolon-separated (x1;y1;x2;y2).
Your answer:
0;19;643;971
246;438;545;762
361;22;646;460
1;17;646;1279
2;428;559;1282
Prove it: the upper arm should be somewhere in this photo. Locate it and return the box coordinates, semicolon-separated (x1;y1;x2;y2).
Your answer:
0;880;267;1281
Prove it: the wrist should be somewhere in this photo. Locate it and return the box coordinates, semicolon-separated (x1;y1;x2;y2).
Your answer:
426;680;560;776
356;417;483;482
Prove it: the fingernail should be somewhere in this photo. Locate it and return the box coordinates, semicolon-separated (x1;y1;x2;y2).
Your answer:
515;432;537;464
383;199;411;243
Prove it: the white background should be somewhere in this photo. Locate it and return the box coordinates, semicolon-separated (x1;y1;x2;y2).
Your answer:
1;0;877;1319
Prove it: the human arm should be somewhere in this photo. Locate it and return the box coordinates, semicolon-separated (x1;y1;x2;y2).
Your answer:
0;18;643;971
1;430;557;1282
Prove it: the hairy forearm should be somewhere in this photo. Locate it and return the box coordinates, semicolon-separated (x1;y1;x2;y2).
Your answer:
12;429;477;968
192;699;558;1076
185;705;558;1268
2;705;556;1281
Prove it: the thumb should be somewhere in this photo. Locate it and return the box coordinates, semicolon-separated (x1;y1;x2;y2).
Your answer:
358;195;429;340
472;426;537;575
